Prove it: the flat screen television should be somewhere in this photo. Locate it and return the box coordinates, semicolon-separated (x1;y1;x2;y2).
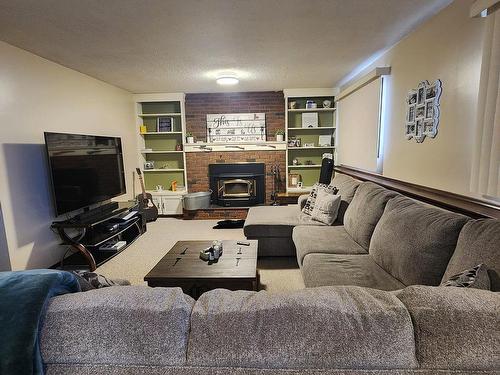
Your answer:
44;132;126;216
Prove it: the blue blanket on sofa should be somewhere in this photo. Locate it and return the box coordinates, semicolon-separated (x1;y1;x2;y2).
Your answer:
0;269;80;375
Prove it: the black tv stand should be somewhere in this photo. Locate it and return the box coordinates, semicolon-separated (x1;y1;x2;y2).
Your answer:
51;202;146;271
76;202;119;223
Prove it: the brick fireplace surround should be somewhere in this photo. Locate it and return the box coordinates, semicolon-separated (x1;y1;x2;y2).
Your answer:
184;91;286;219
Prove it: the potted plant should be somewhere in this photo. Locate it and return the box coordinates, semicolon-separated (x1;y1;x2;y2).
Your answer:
186;132;195;144
275;129;285;142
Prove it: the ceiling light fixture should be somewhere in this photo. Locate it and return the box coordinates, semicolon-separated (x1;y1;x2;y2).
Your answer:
216;75;239;85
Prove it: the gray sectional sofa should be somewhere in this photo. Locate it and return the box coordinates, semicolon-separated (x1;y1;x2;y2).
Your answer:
244;172;500;292
39;172;500;374
41;284;499;374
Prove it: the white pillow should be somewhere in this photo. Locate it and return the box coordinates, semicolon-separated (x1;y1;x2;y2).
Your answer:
302;183;338;216
311;188;341;225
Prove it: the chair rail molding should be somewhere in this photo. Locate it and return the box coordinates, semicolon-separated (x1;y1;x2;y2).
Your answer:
335;165;500;219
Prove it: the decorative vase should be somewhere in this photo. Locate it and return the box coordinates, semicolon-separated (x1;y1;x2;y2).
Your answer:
186;136;194;144
323;100;332;108
276;134;284;142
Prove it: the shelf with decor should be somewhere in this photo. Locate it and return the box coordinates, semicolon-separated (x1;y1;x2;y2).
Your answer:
288;108;336;112
284;89;336;192
138;113;182;117
135;94;187;215
140;150;184;154
288;164;322;168
140;131;184;135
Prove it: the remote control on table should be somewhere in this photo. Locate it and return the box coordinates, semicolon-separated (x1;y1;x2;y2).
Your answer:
237;241;250;246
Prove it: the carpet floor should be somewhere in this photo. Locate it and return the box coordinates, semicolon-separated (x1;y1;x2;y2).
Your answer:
96;218;305;293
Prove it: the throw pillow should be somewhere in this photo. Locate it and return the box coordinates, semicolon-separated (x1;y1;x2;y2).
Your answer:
72;271;131;291
311;188;342;225
443;264;491;290
302;183;339;216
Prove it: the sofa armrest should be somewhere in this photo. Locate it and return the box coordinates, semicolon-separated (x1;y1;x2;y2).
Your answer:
298;194;309;210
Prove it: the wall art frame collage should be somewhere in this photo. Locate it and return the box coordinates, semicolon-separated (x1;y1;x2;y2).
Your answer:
405;79;442;143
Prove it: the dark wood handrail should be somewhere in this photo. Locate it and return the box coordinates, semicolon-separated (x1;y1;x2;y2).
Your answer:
334;165;500;220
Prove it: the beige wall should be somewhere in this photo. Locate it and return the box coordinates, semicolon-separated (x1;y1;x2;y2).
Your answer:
0;41;136;270
340;0;485;197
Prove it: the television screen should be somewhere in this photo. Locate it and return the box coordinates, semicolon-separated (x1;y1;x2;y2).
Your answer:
44;132;126;216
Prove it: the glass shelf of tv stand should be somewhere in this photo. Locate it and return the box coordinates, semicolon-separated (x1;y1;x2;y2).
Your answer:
64;216;141;248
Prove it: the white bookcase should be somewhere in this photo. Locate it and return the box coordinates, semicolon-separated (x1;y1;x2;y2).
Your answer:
284;88;337;193
134;93;187;215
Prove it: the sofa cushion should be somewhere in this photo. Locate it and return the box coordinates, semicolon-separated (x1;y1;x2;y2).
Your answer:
302;253;405;291
41;286;194;366
441;219;500;291
369;196;469;286
330;172;362;223
395;286;500;370
293;226;366;266
187;287;417;370
343;182;399;249
244;205;325;239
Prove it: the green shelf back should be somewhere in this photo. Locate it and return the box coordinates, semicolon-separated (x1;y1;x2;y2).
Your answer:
142;117;182;133
145;153;184;169
144;134;183;150
289;168;321;187
288;148;333;165
141;101;181;114
144;171;185;191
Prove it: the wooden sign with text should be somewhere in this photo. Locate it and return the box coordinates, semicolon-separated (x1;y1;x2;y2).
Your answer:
206;113;266;143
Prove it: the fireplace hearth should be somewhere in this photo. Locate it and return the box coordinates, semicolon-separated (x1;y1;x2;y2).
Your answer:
209;163;265;207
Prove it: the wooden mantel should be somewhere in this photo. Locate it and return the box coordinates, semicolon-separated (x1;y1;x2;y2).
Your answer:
335;165;500;219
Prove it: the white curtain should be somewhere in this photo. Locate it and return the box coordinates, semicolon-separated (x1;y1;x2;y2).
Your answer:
337;78;383;173
471;10;500;198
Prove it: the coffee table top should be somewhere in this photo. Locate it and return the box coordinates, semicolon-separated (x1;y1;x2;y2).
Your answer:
144;240;258;282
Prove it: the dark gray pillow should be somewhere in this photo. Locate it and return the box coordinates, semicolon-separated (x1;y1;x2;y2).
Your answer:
443;264;491;290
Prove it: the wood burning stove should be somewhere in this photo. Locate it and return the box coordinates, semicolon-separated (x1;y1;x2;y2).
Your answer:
209;163;265;207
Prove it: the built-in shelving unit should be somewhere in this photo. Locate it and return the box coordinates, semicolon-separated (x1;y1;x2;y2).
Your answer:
134;93;187;215
284;88;337;193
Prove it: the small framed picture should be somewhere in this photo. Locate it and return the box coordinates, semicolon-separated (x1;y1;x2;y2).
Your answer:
302;112;318;128
425;102;434;118
303;142;315;147
157;117;173;132
407;106;415;122
416;119;424;136
416;106;425;119
423;120;434;134
288;173;301;188
426;85;437;99
408;91;417;105
318;135;332;147
417;87;425;105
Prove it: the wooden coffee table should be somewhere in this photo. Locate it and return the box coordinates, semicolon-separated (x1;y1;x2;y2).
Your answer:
144;240;258;298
